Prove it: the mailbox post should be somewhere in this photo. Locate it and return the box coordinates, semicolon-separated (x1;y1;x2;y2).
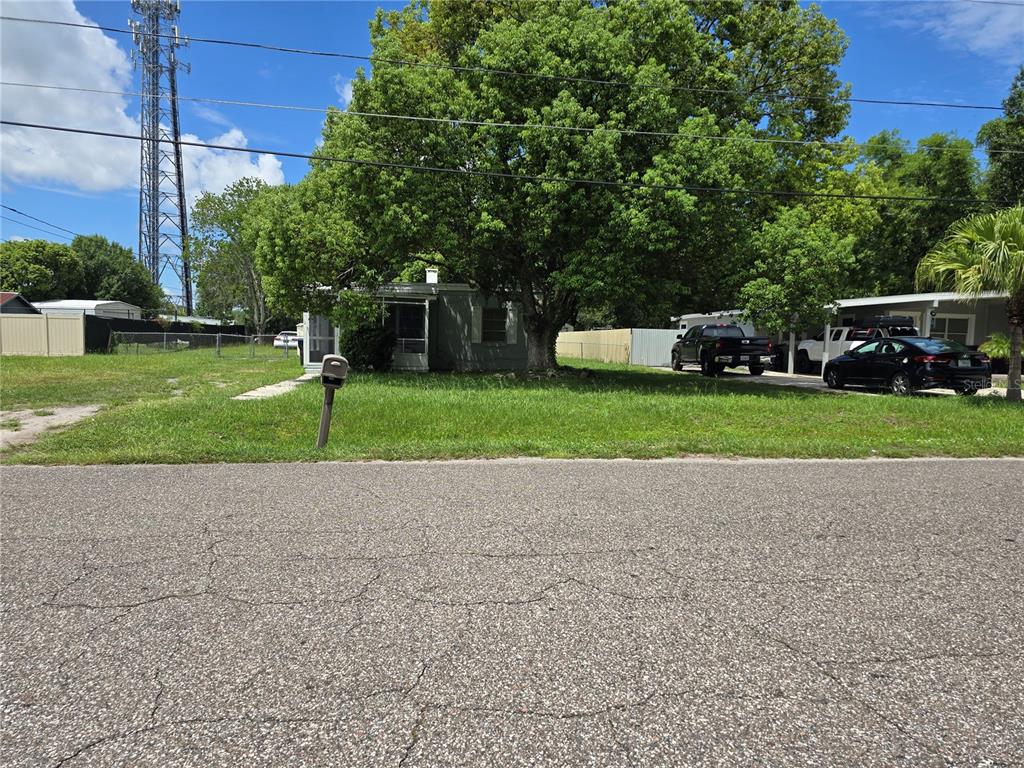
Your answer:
317;354;349;449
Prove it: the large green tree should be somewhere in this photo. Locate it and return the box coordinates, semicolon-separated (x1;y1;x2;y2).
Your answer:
258;0;851;366
852;130;981;295
191;177;276;334
977;67;1024;206
917;206;1024;402
0;239;84;300
70;235;164;314
739;205;854;367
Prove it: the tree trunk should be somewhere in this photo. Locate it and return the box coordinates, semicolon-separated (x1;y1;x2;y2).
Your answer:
1008;322;1022;403
525;321;558;369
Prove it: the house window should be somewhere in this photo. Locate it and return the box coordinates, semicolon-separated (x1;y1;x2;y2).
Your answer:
932;315;971;346
482;307;507;343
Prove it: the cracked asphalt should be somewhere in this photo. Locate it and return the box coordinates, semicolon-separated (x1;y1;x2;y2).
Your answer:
1;458;1022;767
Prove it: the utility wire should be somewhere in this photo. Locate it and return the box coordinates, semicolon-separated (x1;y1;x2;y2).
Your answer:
0;215;74;242
2;119;1013;206
0;15;1005;111
1;203;82;237
4;81;1018;157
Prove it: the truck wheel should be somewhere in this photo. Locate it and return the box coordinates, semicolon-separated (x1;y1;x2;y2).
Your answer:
749;365;765;376
796;351;812;374
700;352;714;377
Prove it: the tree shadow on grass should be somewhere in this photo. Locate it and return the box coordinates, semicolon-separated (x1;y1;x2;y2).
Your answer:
349;365;834;400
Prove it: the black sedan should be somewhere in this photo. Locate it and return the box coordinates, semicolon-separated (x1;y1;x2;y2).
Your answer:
823;337;992;395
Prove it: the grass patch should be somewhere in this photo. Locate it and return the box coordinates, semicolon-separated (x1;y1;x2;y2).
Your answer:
0;417;22;432
32;409;55;417
2;357;1021;464
0;351;298;411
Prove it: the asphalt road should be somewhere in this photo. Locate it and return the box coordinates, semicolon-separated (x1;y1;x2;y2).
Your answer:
2;459;1022;767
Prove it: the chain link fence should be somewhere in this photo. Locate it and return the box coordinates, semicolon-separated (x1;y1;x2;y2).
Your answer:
111;332;299;360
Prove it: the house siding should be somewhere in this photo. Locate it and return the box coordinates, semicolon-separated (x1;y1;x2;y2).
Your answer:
430;292;527;371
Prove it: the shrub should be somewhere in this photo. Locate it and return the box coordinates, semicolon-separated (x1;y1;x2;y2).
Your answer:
979;333;1010;361
340;324;396;371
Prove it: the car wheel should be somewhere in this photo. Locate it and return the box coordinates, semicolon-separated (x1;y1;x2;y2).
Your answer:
671;354;682;372
749;365;764;376
825;368;844;389
796;351;812;374
889;372;912;396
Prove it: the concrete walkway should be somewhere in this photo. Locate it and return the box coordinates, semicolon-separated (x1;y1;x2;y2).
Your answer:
232;372;316;401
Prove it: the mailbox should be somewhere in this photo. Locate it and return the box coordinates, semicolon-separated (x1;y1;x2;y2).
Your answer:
316;355;349;448
320;355;349;390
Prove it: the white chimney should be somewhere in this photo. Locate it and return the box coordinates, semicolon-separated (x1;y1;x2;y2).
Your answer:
425;268;439;284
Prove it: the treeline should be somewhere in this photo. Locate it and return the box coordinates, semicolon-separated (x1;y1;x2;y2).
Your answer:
0;235;165;314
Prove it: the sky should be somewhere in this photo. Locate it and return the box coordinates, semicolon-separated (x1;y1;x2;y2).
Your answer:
1;0;1022;297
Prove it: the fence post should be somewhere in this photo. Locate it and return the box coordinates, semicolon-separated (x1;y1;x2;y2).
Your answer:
163;332;167;351
216;333;221;357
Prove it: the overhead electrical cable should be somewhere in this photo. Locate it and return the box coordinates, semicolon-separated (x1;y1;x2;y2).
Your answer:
2;119;1013;206
0;15;1005;111
0;215;74;242
1;203;82;236
3;81;1018;157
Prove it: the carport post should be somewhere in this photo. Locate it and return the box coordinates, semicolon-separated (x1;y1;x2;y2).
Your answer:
824;321;832;367
787;331;796;374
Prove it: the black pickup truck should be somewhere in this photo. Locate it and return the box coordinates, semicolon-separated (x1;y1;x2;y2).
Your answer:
671;324;774;376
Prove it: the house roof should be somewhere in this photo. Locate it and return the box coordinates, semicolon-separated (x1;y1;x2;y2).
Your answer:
674;291;1009;322
32;299;141;311
0;292;41;313
835;291;1008;309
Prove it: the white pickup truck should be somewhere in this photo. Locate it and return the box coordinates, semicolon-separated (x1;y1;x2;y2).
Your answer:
795;317;919;373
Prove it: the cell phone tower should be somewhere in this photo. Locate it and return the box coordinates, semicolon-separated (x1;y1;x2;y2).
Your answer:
130;0;193;315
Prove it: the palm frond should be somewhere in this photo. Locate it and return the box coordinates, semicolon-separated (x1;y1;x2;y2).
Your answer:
917;206;1024;298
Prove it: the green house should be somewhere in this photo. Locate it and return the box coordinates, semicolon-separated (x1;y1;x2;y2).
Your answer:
301;280;528;373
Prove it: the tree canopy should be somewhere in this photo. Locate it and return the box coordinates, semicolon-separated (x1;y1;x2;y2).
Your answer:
257;0;854;366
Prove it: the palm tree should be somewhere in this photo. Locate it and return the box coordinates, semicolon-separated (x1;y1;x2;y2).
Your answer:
916;206;1024;402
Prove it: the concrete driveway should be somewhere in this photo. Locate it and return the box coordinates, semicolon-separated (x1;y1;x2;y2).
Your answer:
2;459;1022;766
670;367;1008;397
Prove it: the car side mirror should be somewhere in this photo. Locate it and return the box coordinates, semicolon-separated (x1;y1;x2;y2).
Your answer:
676;334;683;340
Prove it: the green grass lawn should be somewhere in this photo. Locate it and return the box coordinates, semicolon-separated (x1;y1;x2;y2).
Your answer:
1;352;297;411
2;354;1021;464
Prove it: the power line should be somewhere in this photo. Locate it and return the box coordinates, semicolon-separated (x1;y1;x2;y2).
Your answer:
1;215;74;242
0;15;1005;112
5;81;1019;157
2;119;1013;206
1;204;81;236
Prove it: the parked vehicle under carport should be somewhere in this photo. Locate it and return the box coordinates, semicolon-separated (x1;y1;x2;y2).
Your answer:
823;337;991;396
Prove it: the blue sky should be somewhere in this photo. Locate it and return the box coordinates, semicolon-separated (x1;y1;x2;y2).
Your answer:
1;0;1021;297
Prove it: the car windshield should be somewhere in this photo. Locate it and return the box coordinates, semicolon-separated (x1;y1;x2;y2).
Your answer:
910;338;970;355
704;326;743;338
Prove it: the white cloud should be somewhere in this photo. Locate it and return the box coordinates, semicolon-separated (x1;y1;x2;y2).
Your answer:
1;1;284;200
180;128;284;208
192;104;234;129
880;1;1024;63
0;0;138;191
333;74;354;107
